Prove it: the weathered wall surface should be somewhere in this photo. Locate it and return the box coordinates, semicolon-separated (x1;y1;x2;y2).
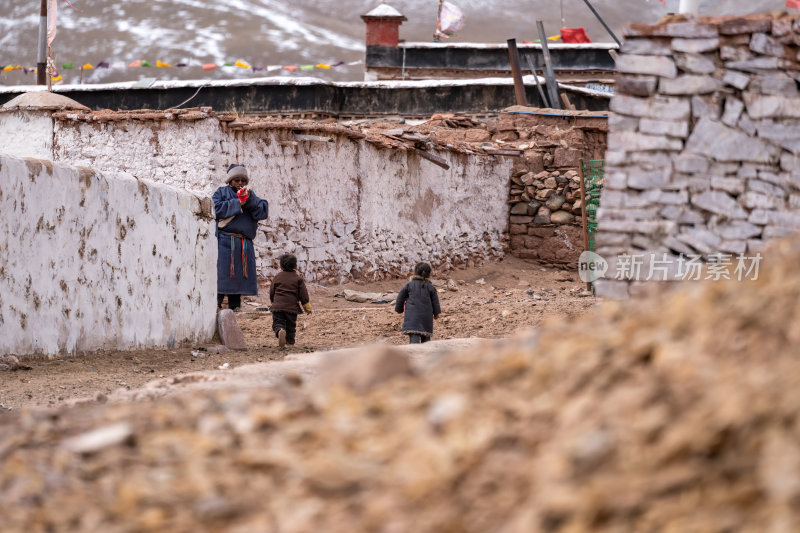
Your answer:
596;13;800;298
0;111;52;159
26;114;511;280
0;155;216;356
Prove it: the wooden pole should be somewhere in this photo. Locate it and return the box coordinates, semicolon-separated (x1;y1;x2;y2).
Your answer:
578;159;592;291
506;39;528;107
36;0;47;85
433;0;444;42
536;21;562;110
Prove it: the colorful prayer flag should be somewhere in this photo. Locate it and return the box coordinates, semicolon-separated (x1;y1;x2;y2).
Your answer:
47;0;57;47
299;64;314;71
284;65;298;71
156;60;172;67
223;61;234;67
435;1;465;40
234;60;250;68
96;61;110;68
315;63;330;69
62;62;73;69
140;60;153;67
202;63;217;71
128;59;142;67
52;75;63;83
81;63;93;70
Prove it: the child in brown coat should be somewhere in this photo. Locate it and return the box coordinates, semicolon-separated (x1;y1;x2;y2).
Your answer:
269;254;312;348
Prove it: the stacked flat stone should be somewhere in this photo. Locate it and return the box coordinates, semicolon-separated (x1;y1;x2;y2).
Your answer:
597;12;800;299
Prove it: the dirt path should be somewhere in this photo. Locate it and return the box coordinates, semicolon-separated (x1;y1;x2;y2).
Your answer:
0;256;593;410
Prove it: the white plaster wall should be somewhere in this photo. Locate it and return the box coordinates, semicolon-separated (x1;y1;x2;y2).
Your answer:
52;119;222;190
0;111;53;160
2;115;512;281
0;155;216;357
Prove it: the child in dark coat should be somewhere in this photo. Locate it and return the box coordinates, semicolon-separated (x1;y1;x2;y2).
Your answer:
269;254;312;348
395;262;442;344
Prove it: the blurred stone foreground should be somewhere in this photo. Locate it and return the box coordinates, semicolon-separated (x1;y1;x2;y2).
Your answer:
3;242;800;532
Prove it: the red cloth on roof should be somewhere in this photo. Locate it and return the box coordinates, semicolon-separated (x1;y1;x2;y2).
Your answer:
787;0;800;8
560;27;591;43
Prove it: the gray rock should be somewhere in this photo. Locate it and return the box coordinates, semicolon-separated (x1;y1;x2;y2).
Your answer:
725;57;783;72
608;114;640;131
744;94;800;120
755;120;800;154
718;240;747;255
639;118;689;138
748;178;786;197
545;194;566;211
753;74;799;96
661;75;722;95
608;131;683;152
550;210;576;224
722;70;751;90
674;153;710;173
603;170;628;190
533;206;551;224
750;32;786;57
673;53;717;74
621;38;672;55
597;207;660;221
738;191;784;210
720;45;753;62
719;17;772;35
738;113;757;136
510;202;529;215
676;228;722;255
597;219;677;235
712;220;762;240
686;117;781;163
691;95;722;120
671;37;720;54
692;190;748;219
711;176;746;195
721;97;745;127
781;153;800;174
616;54;678;78
709;162;741;175
616;75;659;97
630;152;675;170
610;95;691;120
749;209;800;228
641;190;689;205
217;309;247;351
509;215;534;224
763;226;798;239
627;166;672;189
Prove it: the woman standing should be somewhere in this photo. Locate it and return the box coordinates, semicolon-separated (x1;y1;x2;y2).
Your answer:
212;164;269;311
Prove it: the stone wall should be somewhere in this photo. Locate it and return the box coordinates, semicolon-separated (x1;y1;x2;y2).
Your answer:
596;12;800;298
0;155;216;357
502;112;608;267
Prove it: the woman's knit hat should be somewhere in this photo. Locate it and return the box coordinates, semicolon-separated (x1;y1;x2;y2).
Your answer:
226;163;249;184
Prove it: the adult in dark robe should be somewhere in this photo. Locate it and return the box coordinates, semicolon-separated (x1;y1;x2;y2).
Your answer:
212;164;269;310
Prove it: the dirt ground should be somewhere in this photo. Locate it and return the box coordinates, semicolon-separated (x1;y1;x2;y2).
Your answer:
0;256;593;410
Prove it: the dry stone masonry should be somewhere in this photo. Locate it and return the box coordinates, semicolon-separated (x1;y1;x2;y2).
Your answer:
502;111;608;267
597;12;800;298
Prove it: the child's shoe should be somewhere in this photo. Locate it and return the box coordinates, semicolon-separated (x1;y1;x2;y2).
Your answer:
278;329;286;348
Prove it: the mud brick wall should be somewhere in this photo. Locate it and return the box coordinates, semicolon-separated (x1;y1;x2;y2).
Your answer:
503;113;608;267
596;12;800;298
0;155;216;357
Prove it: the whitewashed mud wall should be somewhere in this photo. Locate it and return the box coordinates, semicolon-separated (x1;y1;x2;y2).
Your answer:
0;111;53;160
596;13;800;298
0;155;216;357
48;119;511;280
